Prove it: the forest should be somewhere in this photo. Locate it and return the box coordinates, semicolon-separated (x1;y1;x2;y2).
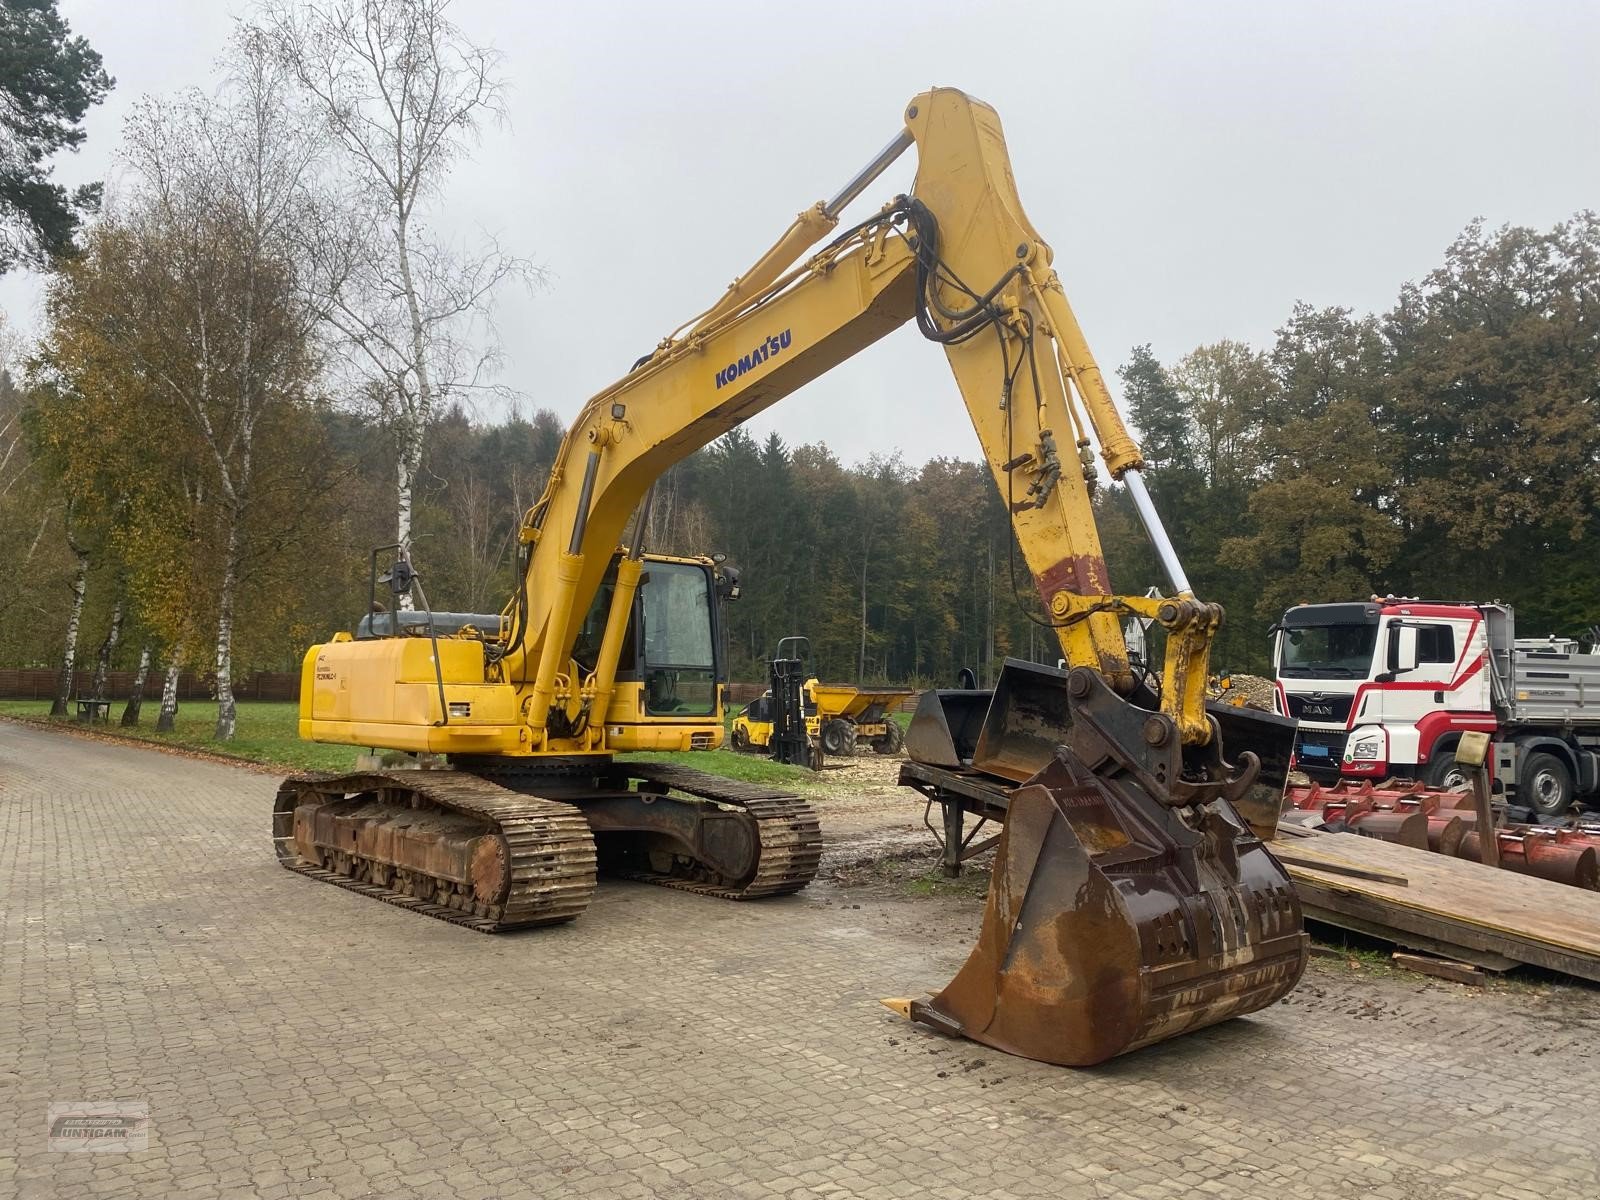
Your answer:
2;2;1597;740
5;208;1598;698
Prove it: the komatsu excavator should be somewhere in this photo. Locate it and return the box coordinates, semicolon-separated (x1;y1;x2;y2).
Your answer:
278;88;1307;1066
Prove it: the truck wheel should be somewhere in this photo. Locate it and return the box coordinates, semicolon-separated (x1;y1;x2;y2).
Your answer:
821;719;856;757
874;719;905;755
1520;752;1574;817
1424;754;1469;792
731;726;751;752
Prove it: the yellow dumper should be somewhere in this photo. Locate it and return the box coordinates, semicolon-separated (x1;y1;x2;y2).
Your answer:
807;682;913;755
732;680;913;757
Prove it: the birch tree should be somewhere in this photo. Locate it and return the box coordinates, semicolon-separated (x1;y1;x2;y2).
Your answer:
253;0;532;602
120;643;151;726
0;325;67;633
49;509;88;716
47;37;325;739
89;596;122;700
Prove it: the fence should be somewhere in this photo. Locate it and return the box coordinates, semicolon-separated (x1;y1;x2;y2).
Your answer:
0;668;300;704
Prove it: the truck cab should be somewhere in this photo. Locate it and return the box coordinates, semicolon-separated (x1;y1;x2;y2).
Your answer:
1274;599;1494;785
1274;599;1600;815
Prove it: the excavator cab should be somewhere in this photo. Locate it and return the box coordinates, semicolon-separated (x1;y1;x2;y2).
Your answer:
576;553;728;750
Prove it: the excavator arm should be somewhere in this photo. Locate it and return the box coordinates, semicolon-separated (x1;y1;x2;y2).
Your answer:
508;89;1216;752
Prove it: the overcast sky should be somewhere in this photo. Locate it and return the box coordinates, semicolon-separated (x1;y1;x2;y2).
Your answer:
4;0;1598;467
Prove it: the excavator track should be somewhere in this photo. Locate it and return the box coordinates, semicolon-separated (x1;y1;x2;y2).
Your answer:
273;771;597;933
605;762;822;899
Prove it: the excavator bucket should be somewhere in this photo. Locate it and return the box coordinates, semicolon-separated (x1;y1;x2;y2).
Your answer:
1206;702;1296;842
903;687;991;768
961;659;1297;835
902;660;1080;780
902;664;1306;1066
971;660;1073;783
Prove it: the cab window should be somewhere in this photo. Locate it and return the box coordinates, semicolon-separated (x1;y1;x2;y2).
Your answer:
1417;624;1455;664
639;562;717;716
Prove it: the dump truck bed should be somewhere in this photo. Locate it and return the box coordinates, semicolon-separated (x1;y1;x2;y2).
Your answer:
808;683;915;721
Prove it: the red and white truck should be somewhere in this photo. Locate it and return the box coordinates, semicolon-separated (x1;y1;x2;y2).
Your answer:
1272;599;1600;816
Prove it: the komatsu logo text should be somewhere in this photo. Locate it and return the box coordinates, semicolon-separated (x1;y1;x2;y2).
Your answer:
715;329;793;389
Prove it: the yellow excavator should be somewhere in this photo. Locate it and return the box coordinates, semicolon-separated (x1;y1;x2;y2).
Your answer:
277;88;1307;1066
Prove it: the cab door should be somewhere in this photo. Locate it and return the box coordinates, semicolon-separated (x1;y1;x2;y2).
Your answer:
1360;620;1467;770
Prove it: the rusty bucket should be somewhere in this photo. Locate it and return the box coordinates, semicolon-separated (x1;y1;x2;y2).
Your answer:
898;664;1305;1066
908;751;1307;1066
903;687;993;768
970;660;1074;783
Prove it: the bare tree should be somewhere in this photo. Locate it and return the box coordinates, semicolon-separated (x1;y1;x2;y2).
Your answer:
0;319;60;624
0;315;30;502
253;0;534;603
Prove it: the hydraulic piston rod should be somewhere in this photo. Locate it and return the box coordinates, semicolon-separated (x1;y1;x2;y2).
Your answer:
825;128;915;218
1124;469;1193;597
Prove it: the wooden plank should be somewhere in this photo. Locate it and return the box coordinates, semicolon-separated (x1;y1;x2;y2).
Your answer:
1392;952;1485;986
1295;881;1600;979
1300;903;1517;971
1285;830;1600;952
1273;851;1408;886
1283;830;1600;982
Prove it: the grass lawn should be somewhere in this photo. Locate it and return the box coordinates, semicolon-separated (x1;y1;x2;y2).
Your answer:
0;698;813;783
0;699;357;773
622;748;813;784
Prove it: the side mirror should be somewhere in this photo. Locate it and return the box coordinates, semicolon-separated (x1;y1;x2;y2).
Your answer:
1386;624;1418;674
1396;627;1418;673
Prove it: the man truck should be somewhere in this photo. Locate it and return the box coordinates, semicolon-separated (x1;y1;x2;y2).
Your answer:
1274;598;1600;815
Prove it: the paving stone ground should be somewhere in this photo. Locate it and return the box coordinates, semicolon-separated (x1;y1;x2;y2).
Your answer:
2;720;1598;1200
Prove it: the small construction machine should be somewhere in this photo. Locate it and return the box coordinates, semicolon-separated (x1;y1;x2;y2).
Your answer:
731;637;912;758
811;683;911;756
757;637;825;770
279;88;1306;1066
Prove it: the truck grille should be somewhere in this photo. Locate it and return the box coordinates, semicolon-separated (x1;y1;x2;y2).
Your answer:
1284;693;1354;723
